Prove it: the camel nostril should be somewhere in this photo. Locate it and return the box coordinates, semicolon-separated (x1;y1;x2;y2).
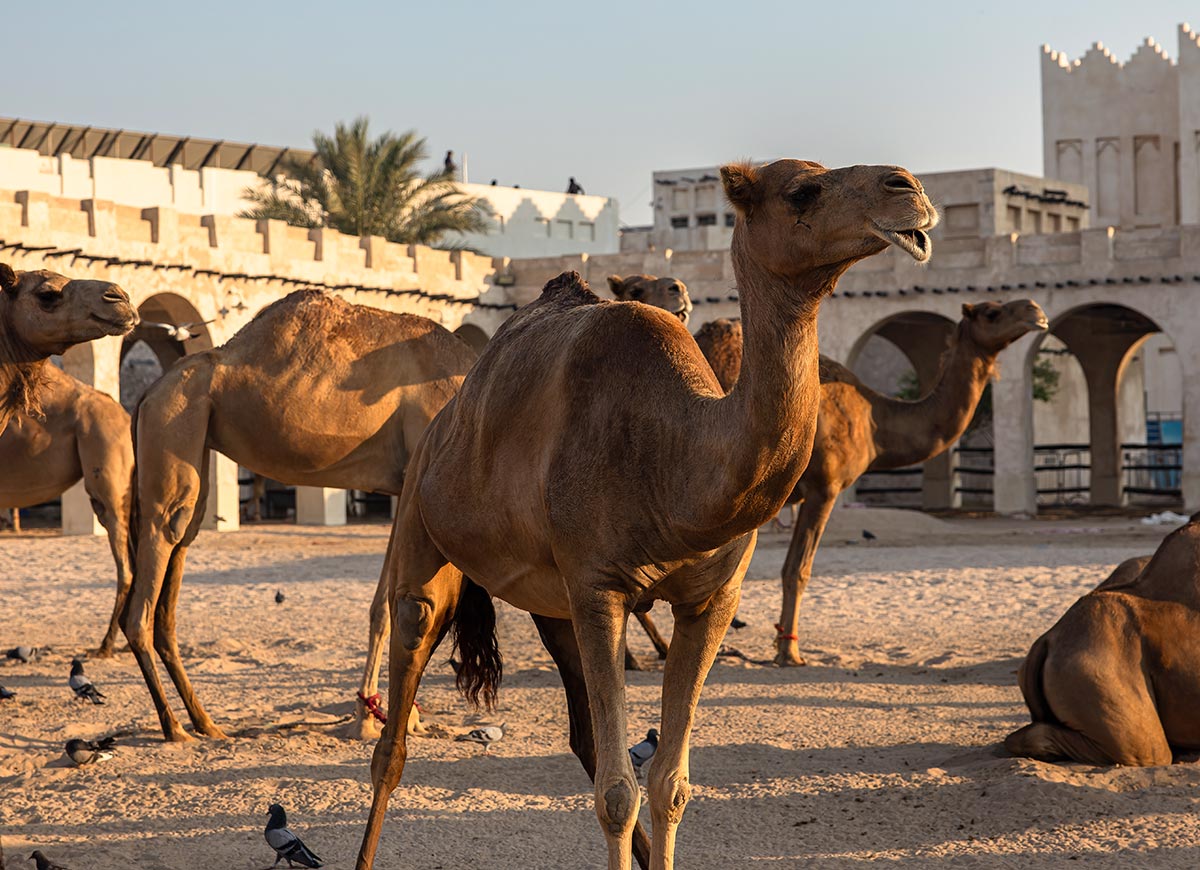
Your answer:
884;173;919;193
102;288;128;305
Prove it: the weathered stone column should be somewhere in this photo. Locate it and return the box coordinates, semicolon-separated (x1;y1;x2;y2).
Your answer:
922;451;959;510
295;487;347;526
1180;335;1200;512
201;452;240;531
992;334;1039;515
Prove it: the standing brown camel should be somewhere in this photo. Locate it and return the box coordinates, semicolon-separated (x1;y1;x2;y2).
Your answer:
693;318;743;392
355;159;938;870
0;365;134;655
771;299;1047;664
122;290;477;743
1005;518;1200;766
0;264;137;435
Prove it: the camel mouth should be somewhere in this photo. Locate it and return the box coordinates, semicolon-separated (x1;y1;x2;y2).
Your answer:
871;225;932;263
673;307;691;327
90;313;139;332
1028;314;1050;331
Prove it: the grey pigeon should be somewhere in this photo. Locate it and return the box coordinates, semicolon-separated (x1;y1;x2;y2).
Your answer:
29;851;69;870
0;686;14;700
5;646;41;663
628;728;659;773
68;659;105;705
730;616;747;630
65;736;115;766
862;529;877;541
456;722;505;753
265;803;323;868
275;590;285;605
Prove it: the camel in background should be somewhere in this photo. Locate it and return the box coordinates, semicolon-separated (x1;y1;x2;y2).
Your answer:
0;365;134;655
640;300;1047;665
355;160;938;870
1006;518;1200;766
122;291;477;743
771;299;1047;664
0;264;137;435
607;274;692;327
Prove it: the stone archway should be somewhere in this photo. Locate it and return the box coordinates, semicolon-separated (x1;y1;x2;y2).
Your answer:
1032;303;1182;508
453;322;490;355
845;311;960;509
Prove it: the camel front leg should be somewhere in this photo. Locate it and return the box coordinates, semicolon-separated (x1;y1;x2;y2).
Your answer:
775;490;836;666
88;483;133;658
533;614;651;870
571;589;639;870
649;552;747;869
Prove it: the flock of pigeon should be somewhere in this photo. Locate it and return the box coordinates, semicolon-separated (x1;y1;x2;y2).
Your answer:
0;634;663;867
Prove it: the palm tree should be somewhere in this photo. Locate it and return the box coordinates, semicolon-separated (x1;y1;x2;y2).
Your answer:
240;117;488;246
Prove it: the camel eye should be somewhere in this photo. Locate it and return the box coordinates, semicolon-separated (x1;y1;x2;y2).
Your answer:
985;309;1000;321
36;289;62;308
629;286;644;299
788;183;821;211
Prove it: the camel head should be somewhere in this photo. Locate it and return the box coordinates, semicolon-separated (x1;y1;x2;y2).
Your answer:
0;265;138;357
721;160;939;283
960;300;1048;353
607;274;693;327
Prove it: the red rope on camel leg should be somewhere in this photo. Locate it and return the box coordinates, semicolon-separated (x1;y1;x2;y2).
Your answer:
774;623;799;642
357;691;388;724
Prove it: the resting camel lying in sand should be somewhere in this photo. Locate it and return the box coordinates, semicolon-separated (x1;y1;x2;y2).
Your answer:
0;365;133;655
642;300;1048;665
0;264;137;436
355;159;939;870
1005;518;1200;766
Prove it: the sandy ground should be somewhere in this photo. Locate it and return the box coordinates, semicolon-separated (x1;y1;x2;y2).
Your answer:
1;508;1197;868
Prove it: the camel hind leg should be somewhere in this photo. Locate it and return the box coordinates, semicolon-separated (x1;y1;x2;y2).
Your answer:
533;614;651;870
122;357;214;742
356;507;463;870
353;525;397;741
151;449;227;738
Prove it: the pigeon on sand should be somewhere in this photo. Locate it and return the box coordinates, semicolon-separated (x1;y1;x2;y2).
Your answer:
29;851;70;870
456;722;506;753
265;803;323;868
65;736;116;766
68;659;105;705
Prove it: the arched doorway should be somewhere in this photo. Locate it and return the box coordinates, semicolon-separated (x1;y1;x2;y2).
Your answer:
1031;303;1182;509
453;322;490;355
120;292;215;409
845;311;961;509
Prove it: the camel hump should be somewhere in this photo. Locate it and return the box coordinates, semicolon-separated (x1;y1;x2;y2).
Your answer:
535;271;601;308
818;356;862;386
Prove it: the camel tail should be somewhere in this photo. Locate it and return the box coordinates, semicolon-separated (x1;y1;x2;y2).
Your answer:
450;577;503;711
125;402;142;573
1016;633;1054;724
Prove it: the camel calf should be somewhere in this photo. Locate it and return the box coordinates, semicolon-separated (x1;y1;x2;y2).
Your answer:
1005;521;1200;766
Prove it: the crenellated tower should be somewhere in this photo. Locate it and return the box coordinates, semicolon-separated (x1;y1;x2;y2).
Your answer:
1042;25;1199;228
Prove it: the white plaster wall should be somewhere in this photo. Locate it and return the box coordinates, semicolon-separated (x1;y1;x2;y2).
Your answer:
1032;337;1089;445
454;182;619;258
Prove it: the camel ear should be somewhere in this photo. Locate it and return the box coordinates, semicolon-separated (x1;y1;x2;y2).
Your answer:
962;303;977;319
607;275;626;299
0;263;16;294
721;163;760;214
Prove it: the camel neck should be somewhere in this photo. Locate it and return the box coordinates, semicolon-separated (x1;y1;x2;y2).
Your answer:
0;303;47;428
870;322;995;469
690;245;839;540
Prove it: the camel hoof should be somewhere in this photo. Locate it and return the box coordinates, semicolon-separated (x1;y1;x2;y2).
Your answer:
624;654;648;672
87;645;115;659
346;717;383;742
197;724;230;740
165;727;197;744
774;651;808;667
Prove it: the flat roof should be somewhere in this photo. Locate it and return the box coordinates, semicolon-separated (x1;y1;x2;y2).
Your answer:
0;116;315;176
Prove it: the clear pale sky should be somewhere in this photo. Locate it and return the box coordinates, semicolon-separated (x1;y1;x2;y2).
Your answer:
5;1;1194;225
